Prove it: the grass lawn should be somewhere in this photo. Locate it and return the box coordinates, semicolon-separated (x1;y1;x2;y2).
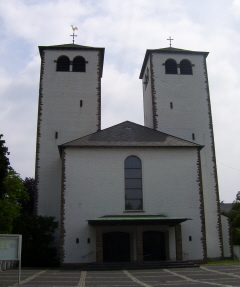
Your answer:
206;260;240;264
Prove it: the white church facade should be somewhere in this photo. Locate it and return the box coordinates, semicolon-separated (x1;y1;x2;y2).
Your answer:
35;43;232;266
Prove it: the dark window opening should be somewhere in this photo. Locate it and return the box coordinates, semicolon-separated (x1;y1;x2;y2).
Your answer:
144;68;149;90
192;133;195;140
170;102;173;109
72;56;86;72
125;156;143;210
165;59;177;74
56;56;70;71
80;100;83;107
55;132;58;139
180;59;192;75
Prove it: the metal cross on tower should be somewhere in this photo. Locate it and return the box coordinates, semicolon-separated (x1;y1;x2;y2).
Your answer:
167;36;174;47
70;25;78;44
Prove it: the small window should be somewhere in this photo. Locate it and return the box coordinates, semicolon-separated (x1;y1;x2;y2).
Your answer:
180;59;192;75
165;59;177;74
125;156;143;210
72;56;86;72
144;68;149;90
56;56;70;71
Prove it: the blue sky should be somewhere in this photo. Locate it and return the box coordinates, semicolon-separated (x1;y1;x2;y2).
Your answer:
0;0;240;202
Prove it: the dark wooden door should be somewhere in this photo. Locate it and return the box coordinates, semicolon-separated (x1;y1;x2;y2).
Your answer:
103;232;130;262
143;230;166;261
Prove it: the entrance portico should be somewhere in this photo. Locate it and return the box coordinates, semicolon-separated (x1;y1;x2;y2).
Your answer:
88;215;190;263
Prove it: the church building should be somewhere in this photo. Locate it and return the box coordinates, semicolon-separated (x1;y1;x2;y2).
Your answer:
35;42;232;266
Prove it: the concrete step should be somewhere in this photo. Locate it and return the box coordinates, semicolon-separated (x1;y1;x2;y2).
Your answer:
83;261;199;271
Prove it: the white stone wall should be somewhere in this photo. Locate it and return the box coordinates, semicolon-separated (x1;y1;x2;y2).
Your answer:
62;147;204;263
36;48;101;250
221;215;232;258
142;59;153;128
142;52;222;259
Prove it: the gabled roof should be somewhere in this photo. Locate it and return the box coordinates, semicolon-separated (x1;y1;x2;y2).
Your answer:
140;46;209;79
59;121;203;149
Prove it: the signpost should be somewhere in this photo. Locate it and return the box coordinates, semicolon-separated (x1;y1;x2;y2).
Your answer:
0;235;22;285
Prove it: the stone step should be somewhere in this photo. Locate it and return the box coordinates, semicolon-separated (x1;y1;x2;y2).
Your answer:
83;261;199;271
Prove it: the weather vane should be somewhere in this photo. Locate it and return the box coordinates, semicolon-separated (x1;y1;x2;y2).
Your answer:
167;36;174;47
70;25;78;44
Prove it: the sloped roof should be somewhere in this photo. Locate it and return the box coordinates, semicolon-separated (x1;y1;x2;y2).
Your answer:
59;121;203;149
140;46;209;79
39;43;105;54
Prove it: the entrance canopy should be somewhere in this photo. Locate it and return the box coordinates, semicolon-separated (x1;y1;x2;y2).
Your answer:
88;215;191;226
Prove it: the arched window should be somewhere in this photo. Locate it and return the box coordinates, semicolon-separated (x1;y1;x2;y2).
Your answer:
165;59;177;74
56;56;70;71
180;59;192;75
72;56;86;72
124;156;143;210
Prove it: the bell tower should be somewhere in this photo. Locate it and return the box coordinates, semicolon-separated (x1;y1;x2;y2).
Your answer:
35;44;105;242
140;47;223;259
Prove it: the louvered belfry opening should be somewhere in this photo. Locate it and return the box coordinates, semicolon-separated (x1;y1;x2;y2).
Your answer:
56;56;70;71
180;59;192;75
165;59;178;74
72;56;86;72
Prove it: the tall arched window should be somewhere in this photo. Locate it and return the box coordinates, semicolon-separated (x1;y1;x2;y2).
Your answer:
72;56;86;72
124;156;143;210
165;59;177;74
180;59;192;75
56;56;70;71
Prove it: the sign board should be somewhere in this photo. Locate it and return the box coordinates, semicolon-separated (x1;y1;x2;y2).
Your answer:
0;236;21;260
0;235;22;285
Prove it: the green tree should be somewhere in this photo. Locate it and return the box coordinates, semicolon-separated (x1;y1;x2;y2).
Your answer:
0;135;29;233
12;215;59;266
0;134;10;198
223;191;240;245
21;177;35;215
0;168;29;233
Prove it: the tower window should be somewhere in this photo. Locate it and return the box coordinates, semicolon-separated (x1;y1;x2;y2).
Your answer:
170;102;173;109
143;68;149;90
125;156;143;210
72;56;86;72
165;59;177;74
56;56;70;71
192;133;195;140
180;59;192;75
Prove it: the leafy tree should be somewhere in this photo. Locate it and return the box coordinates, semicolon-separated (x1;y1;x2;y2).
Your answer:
0;134;29;233
0;134;10;198
0;168;29;233
12;215;59;266
21;177;35;215
223;191;240;245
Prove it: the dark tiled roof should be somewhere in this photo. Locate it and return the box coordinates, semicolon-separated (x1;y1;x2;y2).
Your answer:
60;121;203;149
140;47;209;79
39;43;105;51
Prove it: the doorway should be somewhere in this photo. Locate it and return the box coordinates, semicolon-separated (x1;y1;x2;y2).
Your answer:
143;230;166;261
102;231;130;262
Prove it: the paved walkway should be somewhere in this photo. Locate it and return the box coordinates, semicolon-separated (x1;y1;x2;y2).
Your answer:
1;264;240;286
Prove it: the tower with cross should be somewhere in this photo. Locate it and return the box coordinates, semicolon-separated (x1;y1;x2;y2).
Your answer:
140;46;223;259
35;43;105;251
